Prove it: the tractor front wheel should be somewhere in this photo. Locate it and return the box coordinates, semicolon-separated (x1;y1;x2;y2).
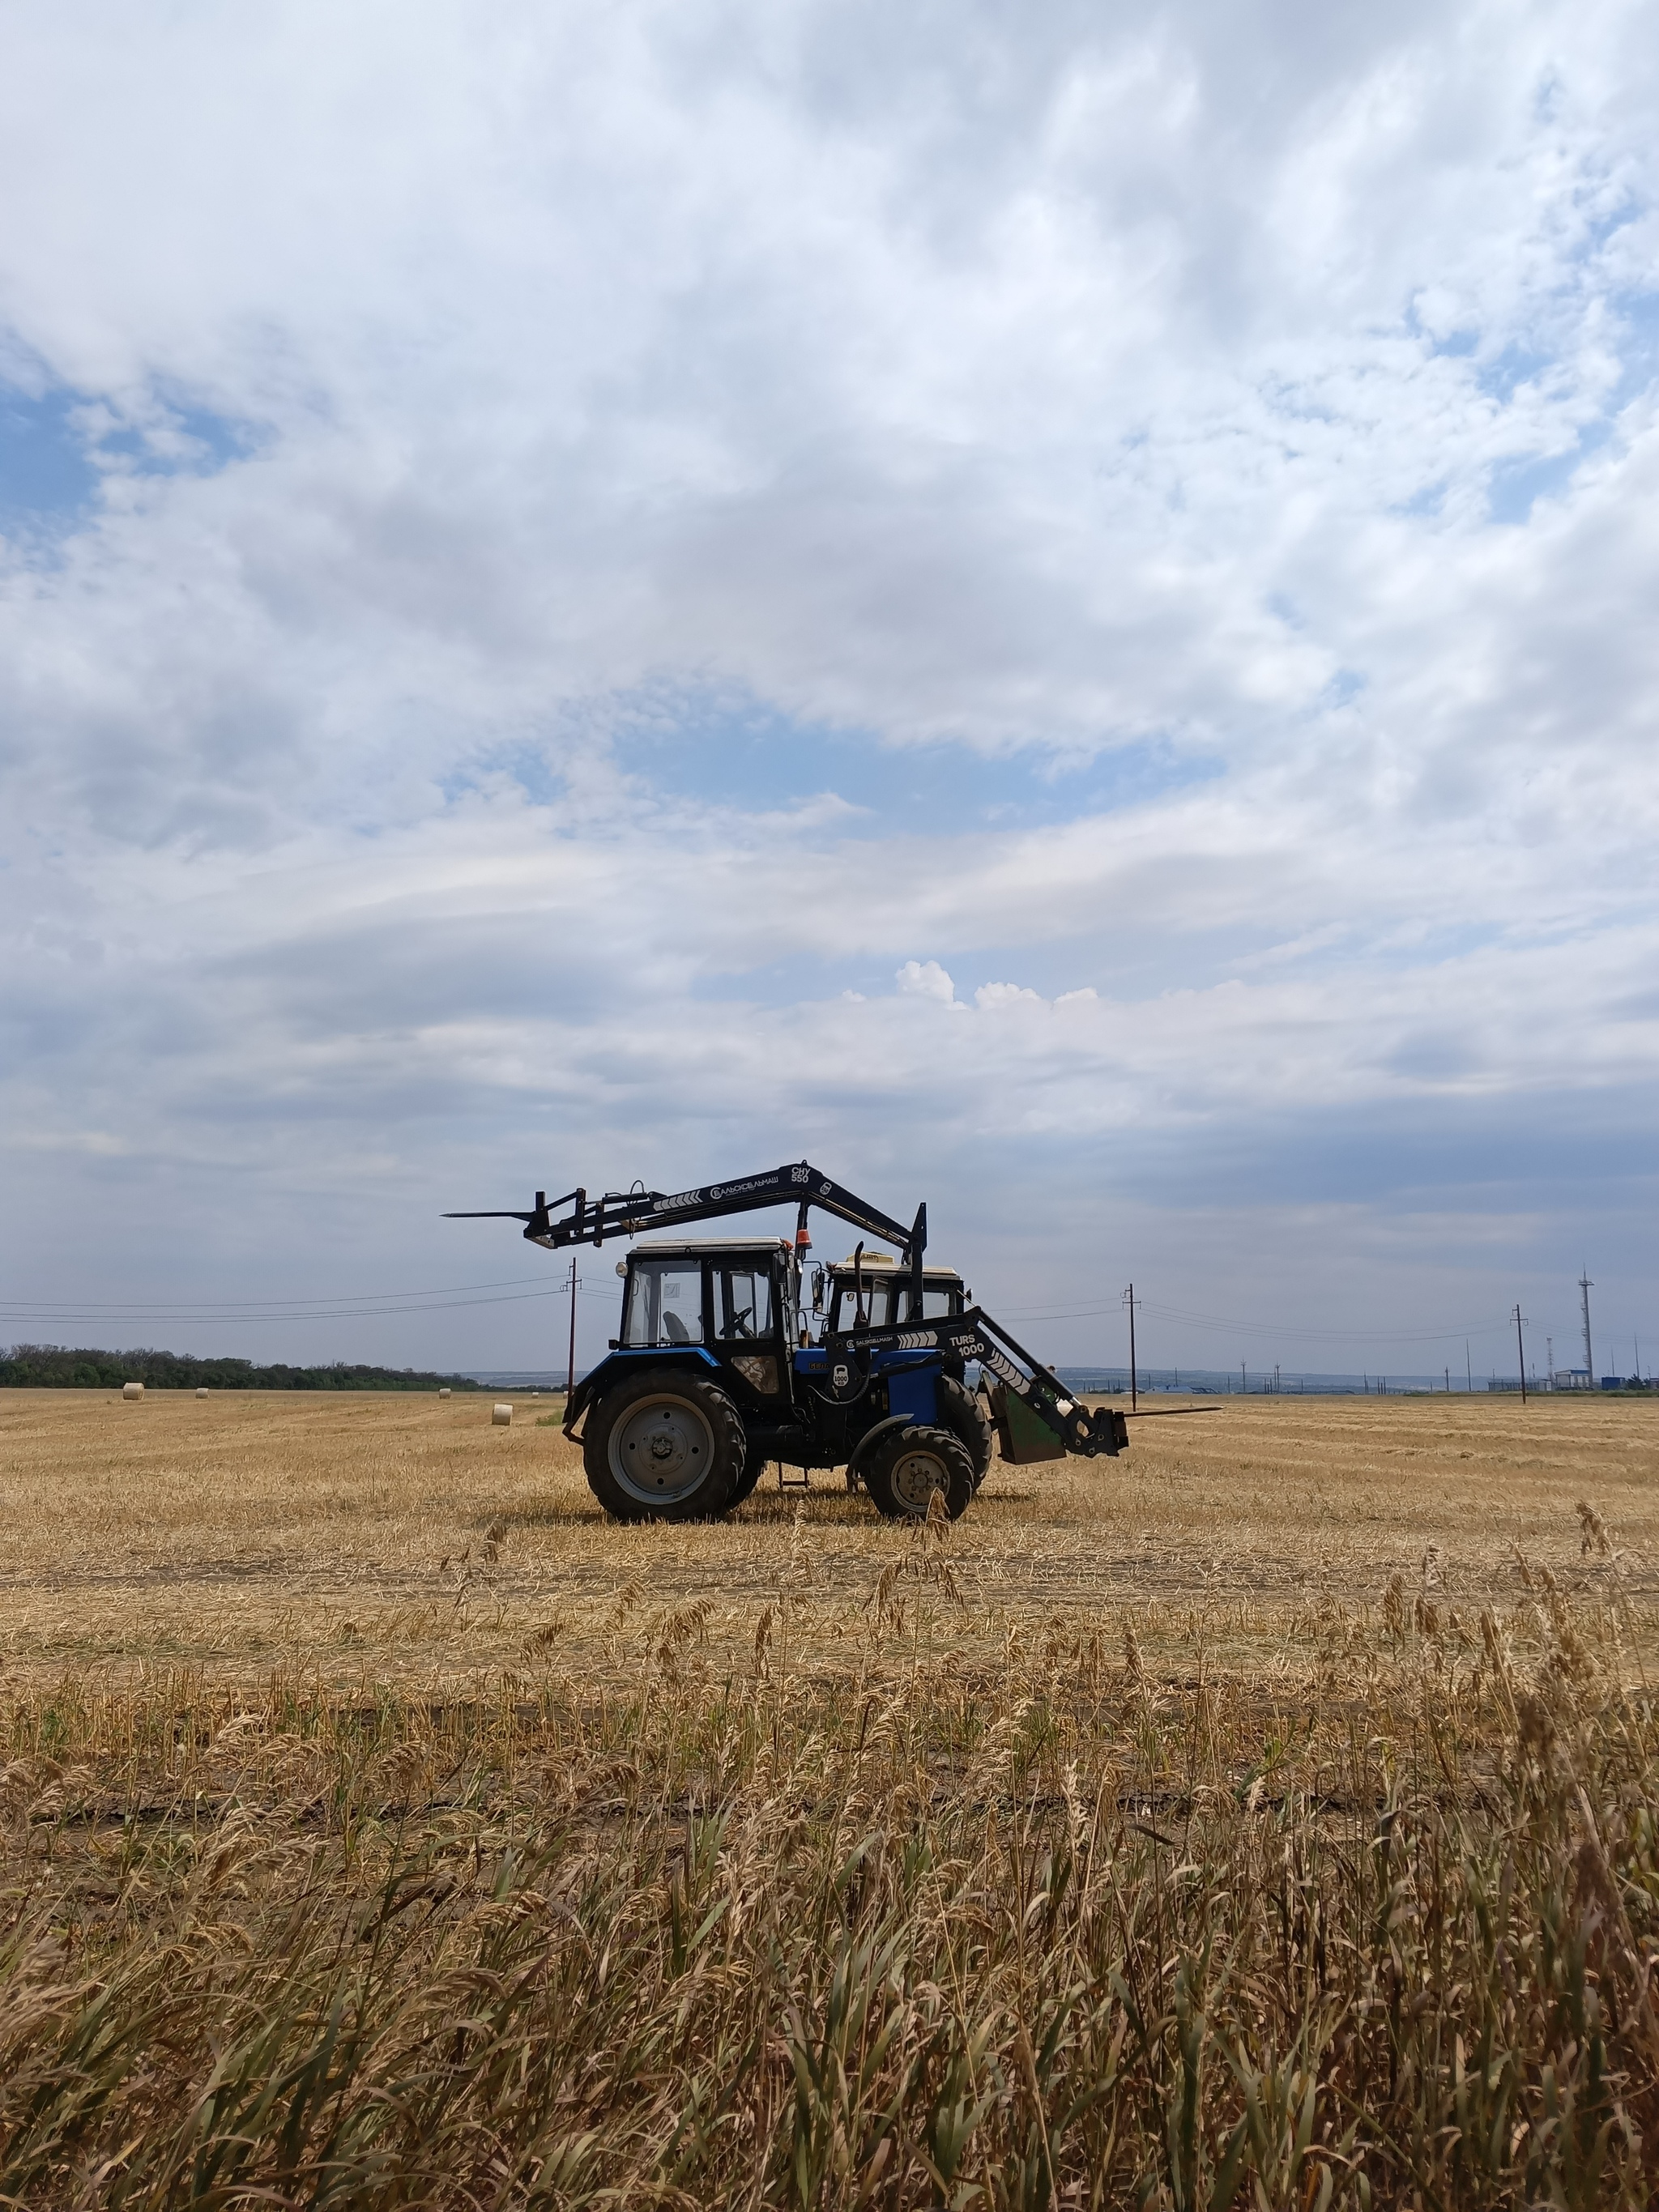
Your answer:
583;1369;748;1522
863;1424;975;1521
934;1374;993;1486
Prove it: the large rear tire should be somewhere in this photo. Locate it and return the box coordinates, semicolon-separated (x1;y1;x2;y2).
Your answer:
934;1375;992;1486
582;1369;747;1522
863;1425;975;1521
725;1452;766;1508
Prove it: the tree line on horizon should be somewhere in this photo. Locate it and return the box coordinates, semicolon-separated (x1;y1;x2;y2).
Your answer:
0;1345;484;1392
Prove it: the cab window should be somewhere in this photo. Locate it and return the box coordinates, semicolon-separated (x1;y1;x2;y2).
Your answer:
845;1274;960;1318
624;1260;705;1346
832;1278;893;1332
716;1264;775;1340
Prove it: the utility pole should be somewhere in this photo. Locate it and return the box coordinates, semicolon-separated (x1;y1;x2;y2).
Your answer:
1580;1268;1594;1385
1465;1340;1472;1393
1122;1285;1138;1412
1514;1304;1528;1404
1241;1361;1247;1395
1546;1336;1554;1392
1444;1367;1450;1393
565;1253;579;1400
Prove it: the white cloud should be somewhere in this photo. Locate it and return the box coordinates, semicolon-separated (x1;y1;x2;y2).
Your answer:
974;982;1044;1009
896;959;958;1004
2;0;1657;1370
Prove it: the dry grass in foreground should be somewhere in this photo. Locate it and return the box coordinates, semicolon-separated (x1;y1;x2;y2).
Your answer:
2;1389;1657;2206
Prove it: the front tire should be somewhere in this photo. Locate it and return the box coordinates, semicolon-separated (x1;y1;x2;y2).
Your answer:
582;1369;747;1522
935;1375;992;1486
863;1425;975;1520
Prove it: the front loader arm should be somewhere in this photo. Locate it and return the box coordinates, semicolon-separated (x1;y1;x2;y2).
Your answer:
832;1305;1144;1458
450;1161;927;1268
969;1319;1132;1456
954;1308;1132;1456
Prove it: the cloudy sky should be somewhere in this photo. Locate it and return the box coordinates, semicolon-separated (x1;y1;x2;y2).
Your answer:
3;0;1656;1382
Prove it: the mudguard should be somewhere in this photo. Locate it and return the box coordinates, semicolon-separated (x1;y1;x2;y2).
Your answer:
844;1413;915;1489
565;1346;723;1440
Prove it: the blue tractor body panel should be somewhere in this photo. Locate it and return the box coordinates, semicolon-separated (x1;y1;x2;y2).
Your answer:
882;1364;938;1426
790;1343;940;1426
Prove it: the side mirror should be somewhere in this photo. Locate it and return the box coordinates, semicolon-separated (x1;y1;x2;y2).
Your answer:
811;1266;825;1311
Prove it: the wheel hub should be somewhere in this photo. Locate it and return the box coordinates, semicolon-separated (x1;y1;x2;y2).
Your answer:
610;1394;714;1504
889;1443;946;1514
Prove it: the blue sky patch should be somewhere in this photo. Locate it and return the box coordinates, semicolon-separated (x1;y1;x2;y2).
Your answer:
1488;441;1591;524
0;381;254;533
95;401;252;479
1478;340;1552;403
606;699;1221;837
0;387;101;526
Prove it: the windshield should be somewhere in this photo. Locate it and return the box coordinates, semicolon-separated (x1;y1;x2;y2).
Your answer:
830;1275;959;1332
833;1276;893;1331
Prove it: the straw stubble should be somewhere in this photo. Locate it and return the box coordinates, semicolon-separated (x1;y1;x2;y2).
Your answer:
1;1387;1656;2206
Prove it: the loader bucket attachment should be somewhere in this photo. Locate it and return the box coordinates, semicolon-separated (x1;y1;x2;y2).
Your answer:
987;1383;1067;1464
1092;1404;1129;1455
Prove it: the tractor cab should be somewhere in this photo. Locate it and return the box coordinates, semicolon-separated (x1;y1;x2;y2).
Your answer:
616;1238;799;1405
819;1252;968;1335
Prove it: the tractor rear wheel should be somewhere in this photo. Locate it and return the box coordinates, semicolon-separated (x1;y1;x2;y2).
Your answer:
934;1375;992;1486
582;1369;747;1522
725;1451;765;1508
863;1424;975;1521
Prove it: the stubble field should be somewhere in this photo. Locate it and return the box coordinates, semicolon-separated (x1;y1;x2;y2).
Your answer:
2;1387;1657;2207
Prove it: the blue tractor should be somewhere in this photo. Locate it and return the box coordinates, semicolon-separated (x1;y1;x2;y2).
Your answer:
448;1160;1133;1523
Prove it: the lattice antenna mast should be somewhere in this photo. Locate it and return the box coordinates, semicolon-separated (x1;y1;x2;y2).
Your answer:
1580;1268;1594;1383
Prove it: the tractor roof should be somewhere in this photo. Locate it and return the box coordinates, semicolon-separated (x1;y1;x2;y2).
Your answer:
631;1238;794;1257
832;1256;962;1280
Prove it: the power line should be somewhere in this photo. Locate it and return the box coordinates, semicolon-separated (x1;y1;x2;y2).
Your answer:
0;1281;616;1327
2;1283;1540;1342
995;1292;1518;1345
0;1272;556;1315
1137;1298;1519;1345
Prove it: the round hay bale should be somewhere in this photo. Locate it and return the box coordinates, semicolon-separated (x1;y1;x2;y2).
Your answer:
122;1380;144;1400
438;1387;451;1398
196;1387;209;1399
492;1402;513;1426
